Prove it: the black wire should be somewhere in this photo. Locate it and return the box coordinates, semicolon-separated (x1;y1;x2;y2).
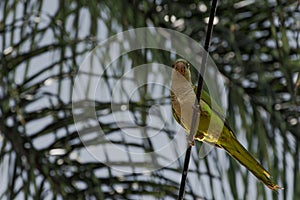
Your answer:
178;145;192;200
178;0;218;199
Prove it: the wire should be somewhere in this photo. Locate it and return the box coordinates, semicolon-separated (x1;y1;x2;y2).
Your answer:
178;0;218;199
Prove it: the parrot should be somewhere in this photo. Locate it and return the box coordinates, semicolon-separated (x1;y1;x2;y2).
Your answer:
171;59;282;190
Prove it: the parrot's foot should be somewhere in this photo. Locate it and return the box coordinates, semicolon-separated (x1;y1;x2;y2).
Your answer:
187;133;195;146
188;139;195;146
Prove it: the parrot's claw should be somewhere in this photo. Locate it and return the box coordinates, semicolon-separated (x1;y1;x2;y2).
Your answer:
187;136;195;146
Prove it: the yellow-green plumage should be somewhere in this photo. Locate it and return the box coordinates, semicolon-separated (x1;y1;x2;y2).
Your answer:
171;59;282;190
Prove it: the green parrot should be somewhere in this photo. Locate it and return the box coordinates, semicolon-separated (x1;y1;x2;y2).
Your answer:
171;59;282;190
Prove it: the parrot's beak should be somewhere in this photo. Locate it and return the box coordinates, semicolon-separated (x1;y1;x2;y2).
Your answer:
173;61;188;76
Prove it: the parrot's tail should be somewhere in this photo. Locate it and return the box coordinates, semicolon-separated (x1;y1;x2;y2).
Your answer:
217;129;282;190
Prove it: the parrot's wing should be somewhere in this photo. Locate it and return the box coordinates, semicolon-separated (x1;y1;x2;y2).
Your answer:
197;88;225;118
196;88;282;190
197;87;238;134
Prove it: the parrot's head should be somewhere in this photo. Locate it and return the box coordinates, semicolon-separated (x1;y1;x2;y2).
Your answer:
172;59;191;82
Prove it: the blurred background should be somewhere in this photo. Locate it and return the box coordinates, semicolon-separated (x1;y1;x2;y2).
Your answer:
1;0;299;199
